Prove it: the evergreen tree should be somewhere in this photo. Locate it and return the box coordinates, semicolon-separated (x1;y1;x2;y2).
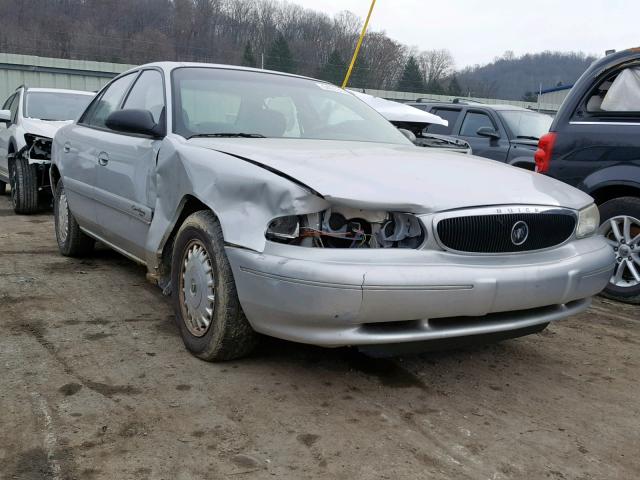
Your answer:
318;49;346;85
241;42;257;68
397;56;425;93
265;34;295;73
448;75;463;96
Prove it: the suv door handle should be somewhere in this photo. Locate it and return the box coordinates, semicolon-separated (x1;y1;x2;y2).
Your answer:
63;142;71;153
97;152;109;166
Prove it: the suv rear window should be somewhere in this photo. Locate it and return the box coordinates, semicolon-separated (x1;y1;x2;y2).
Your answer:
581;66;640;119
425;108;460;134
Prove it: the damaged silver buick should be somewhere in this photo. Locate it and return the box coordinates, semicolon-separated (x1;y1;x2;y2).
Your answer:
50;63;615;360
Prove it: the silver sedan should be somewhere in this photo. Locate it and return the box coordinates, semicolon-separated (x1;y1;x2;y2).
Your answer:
50;62;615;360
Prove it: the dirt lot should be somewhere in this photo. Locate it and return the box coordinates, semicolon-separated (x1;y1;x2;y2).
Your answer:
0;195;639;480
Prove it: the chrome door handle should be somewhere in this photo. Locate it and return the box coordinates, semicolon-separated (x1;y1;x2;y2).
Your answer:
63;143;71;153
97;152;109;166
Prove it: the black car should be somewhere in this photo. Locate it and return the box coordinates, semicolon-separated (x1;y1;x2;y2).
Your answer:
408;101;553;169
535;47;640;304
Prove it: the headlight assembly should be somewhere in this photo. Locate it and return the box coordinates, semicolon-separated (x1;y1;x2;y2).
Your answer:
265;207;425;249
576;204;600;238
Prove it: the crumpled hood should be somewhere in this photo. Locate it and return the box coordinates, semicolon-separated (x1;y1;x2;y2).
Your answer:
22;118;72;140
188;138;593;213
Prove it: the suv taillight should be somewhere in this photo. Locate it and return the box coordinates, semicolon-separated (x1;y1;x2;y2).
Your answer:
534;132;557;173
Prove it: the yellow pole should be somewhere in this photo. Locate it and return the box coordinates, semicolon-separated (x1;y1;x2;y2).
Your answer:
341;0;377;89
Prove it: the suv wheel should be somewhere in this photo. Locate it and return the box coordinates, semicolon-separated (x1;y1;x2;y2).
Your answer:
10;155;39;214
54;181;95;256
171;210;257;361
598;197;640;304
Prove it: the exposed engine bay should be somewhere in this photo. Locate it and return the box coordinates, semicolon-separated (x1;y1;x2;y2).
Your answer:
22;134;53;163
266;206;425;249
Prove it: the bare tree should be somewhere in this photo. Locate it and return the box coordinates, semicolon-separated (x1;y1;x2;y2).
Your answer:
417;49;455;86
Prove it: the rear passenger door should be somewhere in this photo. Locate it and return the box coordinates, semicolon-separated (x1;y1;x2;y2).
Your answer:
60;72;138;233
92;69;165;261
457;110;510;161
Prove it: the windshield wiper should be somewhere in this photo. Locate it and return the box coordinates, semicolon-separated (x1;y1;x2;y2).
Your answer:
188;133;266;139
516;135;540;140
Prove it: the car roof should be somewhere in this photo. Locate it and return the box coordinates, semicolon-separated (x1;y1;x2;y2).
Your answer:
409;102;534;113
22;87;94;96
122;61;320;83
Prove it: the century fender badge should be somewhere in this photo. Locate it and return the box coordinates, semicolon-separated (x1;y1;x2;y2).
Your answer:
511;221;529;246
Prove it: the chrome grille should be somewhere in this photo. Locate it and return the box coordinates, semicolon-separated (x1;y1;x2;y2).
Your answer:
435;207;577;254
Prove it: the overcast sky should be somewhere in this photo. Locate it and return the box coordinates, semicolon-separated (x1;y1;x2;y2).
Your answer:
285;0;638;68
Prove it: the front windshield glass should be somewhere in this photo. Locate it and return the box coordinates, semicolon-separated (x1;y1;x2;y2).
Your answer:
172;67;411;145
497;110;553;140
25;92;93;121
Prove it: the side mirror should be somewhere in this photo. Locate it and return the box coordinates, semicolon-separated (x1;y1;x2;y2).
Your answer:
398;128;417;143
105;109;162;137
476;126;500;139
0;109;11;123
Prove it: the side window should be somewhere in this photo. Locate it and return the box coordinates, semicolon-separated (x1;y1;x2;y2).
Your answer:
425;108;460;135
459;111;494;137
2;93;15;110
122;70;165;124
586;67;640;115
8;92;21;123
83;73;136;129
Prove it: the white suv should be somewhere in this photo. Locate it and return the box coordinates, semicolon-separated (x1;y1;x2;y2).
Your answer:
0;86;93;213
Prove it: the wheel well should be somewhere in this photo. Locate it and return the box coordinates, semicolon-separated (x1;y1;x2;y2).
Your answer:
50;165;61;191
590;185;640;205
159;195;211;278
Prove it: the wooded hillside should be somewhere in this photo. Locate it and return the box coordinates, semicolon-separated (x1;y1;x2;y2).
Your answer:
0;0;597;99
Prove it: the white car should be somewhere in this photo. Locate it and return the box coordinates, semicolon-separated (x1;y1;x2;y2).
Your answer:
0;86;94;213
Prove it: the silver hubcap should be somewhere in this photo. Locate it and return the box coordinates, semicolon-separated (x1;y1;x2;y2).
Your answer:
599;215;640;288
57;191;69;244
180;241;215;337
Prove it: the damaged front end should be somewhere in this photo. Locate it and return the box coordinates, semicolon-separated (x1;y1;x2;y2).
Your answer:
266;206;425;249
17;133;53;191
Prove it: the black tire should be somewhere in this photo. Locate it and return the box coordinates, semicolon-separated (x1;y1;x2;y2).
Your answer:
171;210;257;361
598;196;640;304
10;155;39;214
0;180;6;195
53;181;95;257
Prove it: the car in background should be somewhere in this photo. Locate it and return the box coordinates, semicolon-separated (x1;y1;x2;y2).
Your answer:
0;86;94;213
535;47;640;304
50;62;613;361
408;101;552;169
351;91;471;154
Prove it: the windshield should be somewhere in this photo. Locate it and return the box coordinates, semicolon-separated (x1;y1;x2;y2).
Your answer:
172;67;411;145
497;110;553;140
25;92;93;121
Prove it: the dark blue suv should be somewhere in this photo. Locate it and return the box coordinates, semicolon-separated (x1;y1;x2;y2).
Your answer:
408;101;553;170
535;48;640;304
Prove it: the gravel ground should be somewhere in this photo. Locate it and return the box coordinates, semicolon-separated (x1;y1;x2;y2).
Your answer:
1;196;639;480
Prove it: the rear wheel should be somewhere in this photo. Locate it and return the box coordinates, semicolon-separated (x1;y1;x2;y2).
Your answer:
54;181;95;257
171;210;257;361
10;155;39;214
598;197;640;304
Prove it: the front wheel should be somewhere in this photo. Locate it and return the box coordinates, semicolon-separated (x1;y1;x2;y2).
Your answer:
10;155;39;214
171;210;257;361
54;181;95;257
598;197;640;304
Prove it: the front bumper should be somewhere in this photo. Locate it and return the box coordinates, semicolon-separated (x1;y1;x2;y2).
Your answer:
226;235;614;347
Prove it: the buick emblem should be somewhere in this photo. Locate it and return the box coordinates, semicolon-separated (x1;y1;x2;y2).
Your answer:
510;221;529;246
